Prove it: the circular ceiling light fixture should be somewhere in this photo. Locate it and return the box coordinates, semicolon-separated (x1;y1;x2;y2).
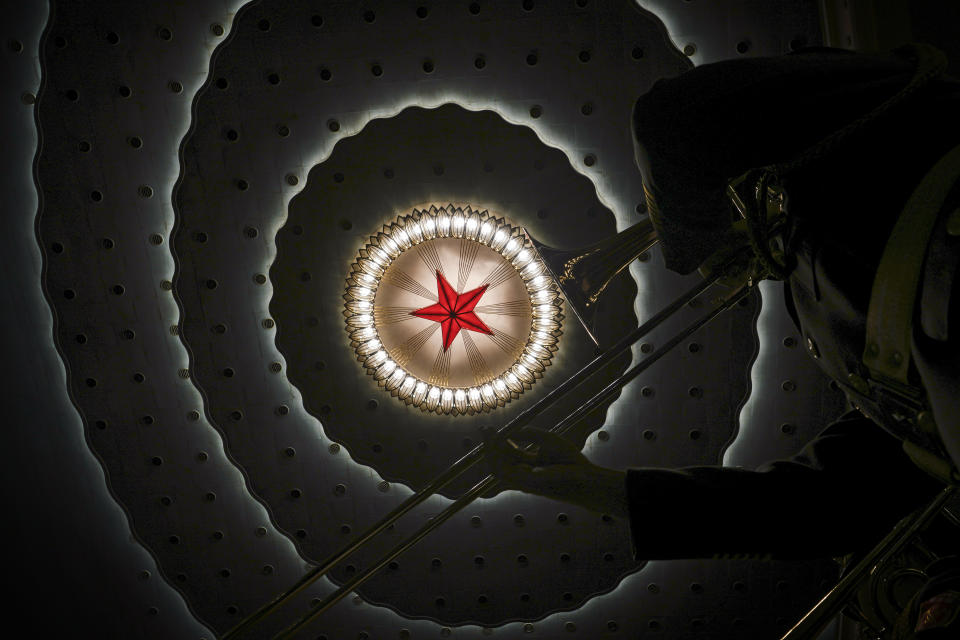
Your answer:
344;204;563;414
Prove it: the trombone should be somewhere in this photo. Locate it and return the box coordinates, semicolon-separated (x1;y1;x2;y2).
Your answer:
224;214;764;639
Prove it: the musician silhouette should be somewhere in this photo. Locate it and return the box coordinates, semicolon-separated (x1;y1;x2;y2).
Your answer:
485;45;960;638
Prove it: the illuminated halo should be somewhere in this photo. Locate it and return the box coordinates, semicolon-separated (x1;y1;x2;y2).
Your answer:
344;204;563;415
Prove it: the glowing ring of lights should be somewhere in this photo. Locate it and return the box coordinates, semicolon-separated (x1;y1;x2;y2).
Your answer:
344;204;563;415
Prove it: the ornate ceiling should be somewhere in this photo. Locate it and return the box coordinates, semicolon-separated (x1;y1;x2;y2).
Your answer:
6;1;851;638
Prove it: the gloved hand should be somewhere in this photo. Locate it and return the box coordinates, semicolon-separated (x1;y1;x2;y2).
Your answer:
481;426;628;518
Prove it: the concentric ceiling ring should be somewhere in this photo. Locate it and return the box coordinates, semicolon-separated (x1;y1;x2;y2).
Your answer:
29;0;833;633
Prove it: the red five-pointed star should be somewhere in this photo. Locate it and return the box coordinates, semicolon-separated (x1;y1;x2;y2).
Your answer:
411;271;493;351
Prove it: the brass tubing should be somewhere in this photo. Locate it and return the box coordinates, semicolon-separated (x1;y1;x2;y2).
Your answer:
221;446;486;639
274;475;502;639
223;251;726;640
272;280;754;639
553;282;754;435
528;219;659;345
780;486;957;640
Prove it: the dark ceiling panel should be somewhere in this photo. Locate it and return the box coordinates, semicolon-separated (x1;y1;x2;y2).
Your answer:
14;0;854;637
31;0;322;635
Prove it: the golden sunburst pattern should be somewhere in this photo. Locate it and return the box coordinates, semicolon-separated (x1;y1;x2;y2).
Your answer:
344;204;563;415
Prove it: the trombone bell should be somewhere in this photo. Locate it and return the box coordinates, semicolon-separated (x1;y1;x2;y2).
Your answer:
525;219;659;344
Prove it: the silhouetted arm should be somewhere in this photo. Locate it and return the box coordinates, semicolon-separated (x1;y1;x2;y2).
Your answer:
625;412;941;559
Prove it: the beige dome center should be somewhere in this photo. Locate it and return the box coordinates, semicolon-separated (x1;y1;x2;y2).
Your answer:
375;237;532;388
344;205;563;415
